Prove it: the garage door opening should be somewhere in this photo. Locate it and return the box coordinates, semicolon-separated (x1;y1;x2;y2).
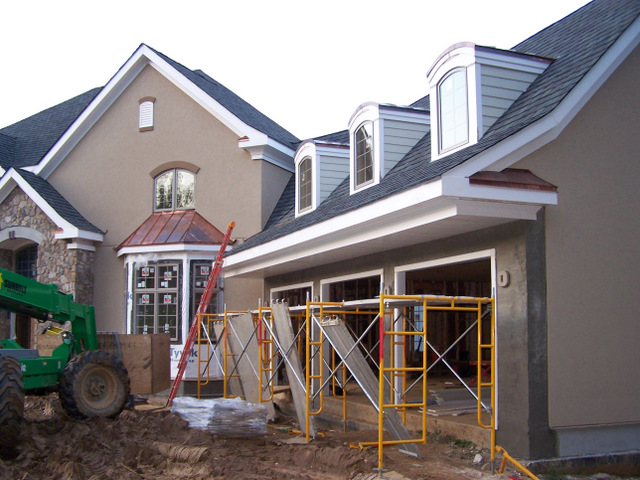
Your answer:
404;259;492;375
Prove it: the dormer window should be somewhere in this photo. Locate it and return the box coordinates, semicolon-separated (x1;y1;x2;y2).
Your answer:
438;69;468;152
294;140;349;217
298;156;312;212
154;169;195;211
354;122;374;188
428;43;551;161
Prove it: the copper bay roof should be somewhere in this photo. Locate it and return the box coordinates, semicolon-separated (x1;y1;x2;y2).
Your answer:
117;210;228;251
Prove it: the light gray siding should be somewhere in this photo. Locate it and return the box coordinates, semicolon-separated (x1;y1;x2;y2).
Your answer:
318;153;349;202
480;65;538;134
383;119;429;175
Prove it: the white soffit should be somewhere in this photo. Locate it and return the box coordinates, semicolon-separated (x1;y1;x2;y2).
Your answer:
224;179;549;278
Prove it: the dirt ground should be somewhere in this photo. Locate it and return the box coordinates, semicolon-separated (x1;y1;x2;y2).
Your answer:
0;394;502;480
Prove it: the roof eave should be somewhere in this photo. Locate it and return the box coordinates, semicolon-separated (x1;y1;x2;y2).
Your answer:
0;169;104;244
224;180;556;278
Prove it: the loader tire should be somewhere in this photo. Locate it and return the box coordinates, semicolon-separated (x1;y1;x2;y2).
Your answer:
59;351;130;419
0;356;24;458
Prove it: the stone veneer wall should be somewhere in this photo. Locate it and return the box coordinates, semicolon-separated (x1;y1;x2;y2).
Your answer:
0;189;96;344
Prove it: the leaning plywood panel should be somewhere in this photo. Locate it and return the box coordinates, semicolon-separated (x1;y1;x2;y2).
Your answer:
271;303;317;438
225;313;276;420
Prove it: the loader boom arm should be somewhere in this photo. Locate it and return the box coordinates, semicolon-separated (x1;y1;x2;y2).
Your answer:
0;267;98;351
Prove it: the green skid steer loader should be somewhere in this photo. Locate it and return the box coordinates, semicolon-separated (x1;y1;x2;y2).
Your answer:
0;268;130;456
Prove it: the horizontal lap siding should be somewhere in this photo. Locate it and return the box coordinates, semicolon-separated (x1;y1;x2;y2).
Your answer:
319;154;349;202
384;120;429;174
481;65;538;134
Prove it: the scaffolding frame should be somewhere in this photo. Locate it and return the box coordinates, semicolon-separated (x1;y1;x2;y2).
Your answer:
194;294;498;473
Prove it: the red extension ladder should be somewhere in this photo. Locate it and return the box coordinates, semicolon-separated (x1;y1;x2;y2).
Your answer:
166;221;235;406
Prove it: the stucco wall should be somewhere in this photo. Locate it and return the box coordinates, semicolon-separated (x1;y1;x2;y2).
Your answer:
47;65;286;331
516;46;640;430
263;218;551;458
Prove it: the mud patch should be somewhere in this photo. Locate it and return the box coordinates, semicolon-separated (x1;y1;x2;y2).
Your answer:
0;394;498;479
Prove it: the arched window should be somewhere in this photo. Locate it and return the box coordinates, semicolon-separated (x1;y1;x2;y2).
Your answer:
354;122;374;188
438;69;468;152
154;169;195;211
298;156;312;212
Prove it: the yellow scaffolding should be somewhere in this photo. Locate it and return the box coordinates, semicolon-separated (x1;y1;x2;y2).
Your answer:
196;295;503;474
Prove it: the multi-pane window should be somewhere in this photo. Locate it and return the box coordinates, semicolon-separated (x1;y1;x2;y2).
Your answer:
354;122;374;188
298;156;312;212
15;245;37;279
133;262;181;342
190;261;221;322
154;169;195;211
438;69;469;152
272;286;311;307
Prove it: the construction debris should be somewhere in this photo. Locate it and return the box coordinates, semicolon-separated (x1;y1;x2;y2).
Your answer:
172;396;268;435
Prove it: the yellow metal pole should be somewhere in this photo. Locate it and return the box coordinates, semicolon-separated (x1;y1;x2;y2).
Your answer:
378;294;385;470
422;298;428;444
305;301;312;442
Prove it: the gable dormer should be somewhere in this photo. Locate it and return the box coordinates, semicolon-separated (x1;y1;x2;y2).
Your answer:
428;42;551;161
348;103;429;195
294;139;349;217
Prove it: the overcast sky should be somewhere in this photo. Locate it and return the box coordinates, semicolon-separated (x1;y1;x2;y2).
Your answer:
1;0;589;140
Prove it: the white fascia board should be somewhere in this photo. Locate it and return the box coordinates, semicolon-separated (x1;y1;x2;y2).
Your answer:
0;169;103;243
54;229;103;242
447;16;640;177
34;50;150;179
224;172;552;277
241;136;295;172
224;189;541;278
117;243;226;257
33;44;292;178
225;180;442;266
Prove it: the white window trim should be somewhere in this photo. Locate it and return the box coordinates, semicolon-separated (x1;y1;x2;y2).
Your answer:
393;249;498;425
428;44;479;161
270;281;314;304
294;142;318;216
437;68;470;153
125;251;219;341
139;97;155;131
348;104;383;195
320;268;384;301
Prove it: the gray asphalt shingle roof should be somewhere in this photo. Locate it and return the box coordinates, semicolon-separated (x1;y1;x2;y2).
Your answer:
231;0;640;256
14;169;103;234
0;88;101;169
148;46;300;150
0;44;302;236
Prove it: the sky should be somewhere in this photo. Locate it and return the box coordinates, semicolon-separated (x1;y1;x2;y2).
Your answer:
1;0;590;141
